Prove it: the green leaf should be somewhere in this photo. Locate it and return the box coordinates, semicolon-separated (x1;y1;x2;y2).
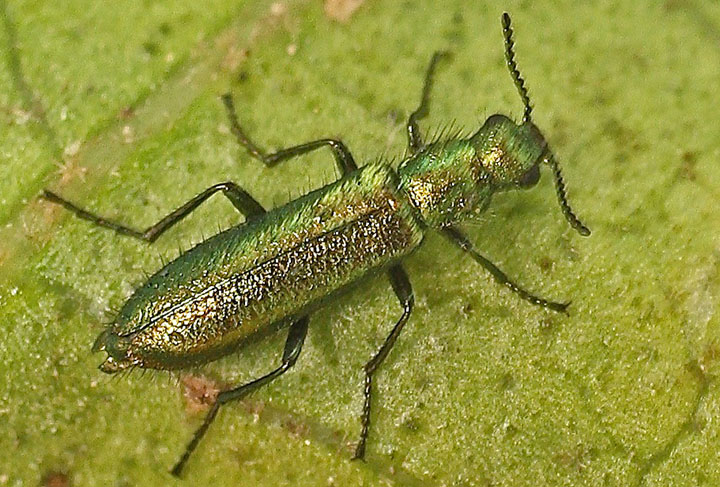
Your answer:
2;1;719;485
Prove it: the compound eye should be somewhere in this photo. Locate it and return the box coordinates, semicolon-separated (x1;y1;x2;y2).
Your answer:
518;163;540;187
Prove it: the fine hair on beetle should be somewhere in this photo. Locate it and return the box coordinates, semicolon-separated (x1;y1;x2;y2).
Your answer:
42;12;589;477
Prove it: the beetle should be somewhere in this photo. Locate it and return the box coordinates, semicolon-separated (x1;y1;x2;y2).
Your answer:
42;13;589;476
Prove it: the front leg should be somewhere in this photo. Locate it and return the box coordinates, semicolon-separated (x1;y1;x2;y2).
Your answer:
406;51;449;154
441;225;569;313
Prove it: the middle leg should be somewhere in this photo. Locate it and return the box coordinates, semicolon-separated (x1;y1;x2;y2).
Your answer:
354;264;415;460
222;94;358;177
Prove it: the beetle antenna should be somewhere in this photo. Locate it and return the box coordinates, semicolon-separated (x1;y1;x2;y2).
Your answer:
503;13;589;236
502;13;533;123
545;152;591;236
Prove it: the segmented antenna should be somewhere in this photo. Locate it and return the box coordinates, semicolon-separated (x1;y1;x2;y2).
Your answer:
501;12;533;123
545;153;591;236
503;13;590;236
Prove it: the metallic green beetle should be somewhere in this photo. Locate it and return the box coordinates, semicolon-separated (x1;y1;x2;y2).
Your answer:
43;13;589;476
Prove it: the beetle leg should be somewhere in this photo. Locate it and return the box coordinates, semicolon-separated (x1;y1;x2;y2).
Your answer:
441;225;569;313
406;51;449;153
171;315;309;477
222;94;357;176
42;181;265;243
353;264;414;460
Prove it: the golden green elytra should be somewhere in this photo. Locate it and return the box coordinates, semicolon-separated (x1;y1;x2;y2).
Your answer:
43;13;589;477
